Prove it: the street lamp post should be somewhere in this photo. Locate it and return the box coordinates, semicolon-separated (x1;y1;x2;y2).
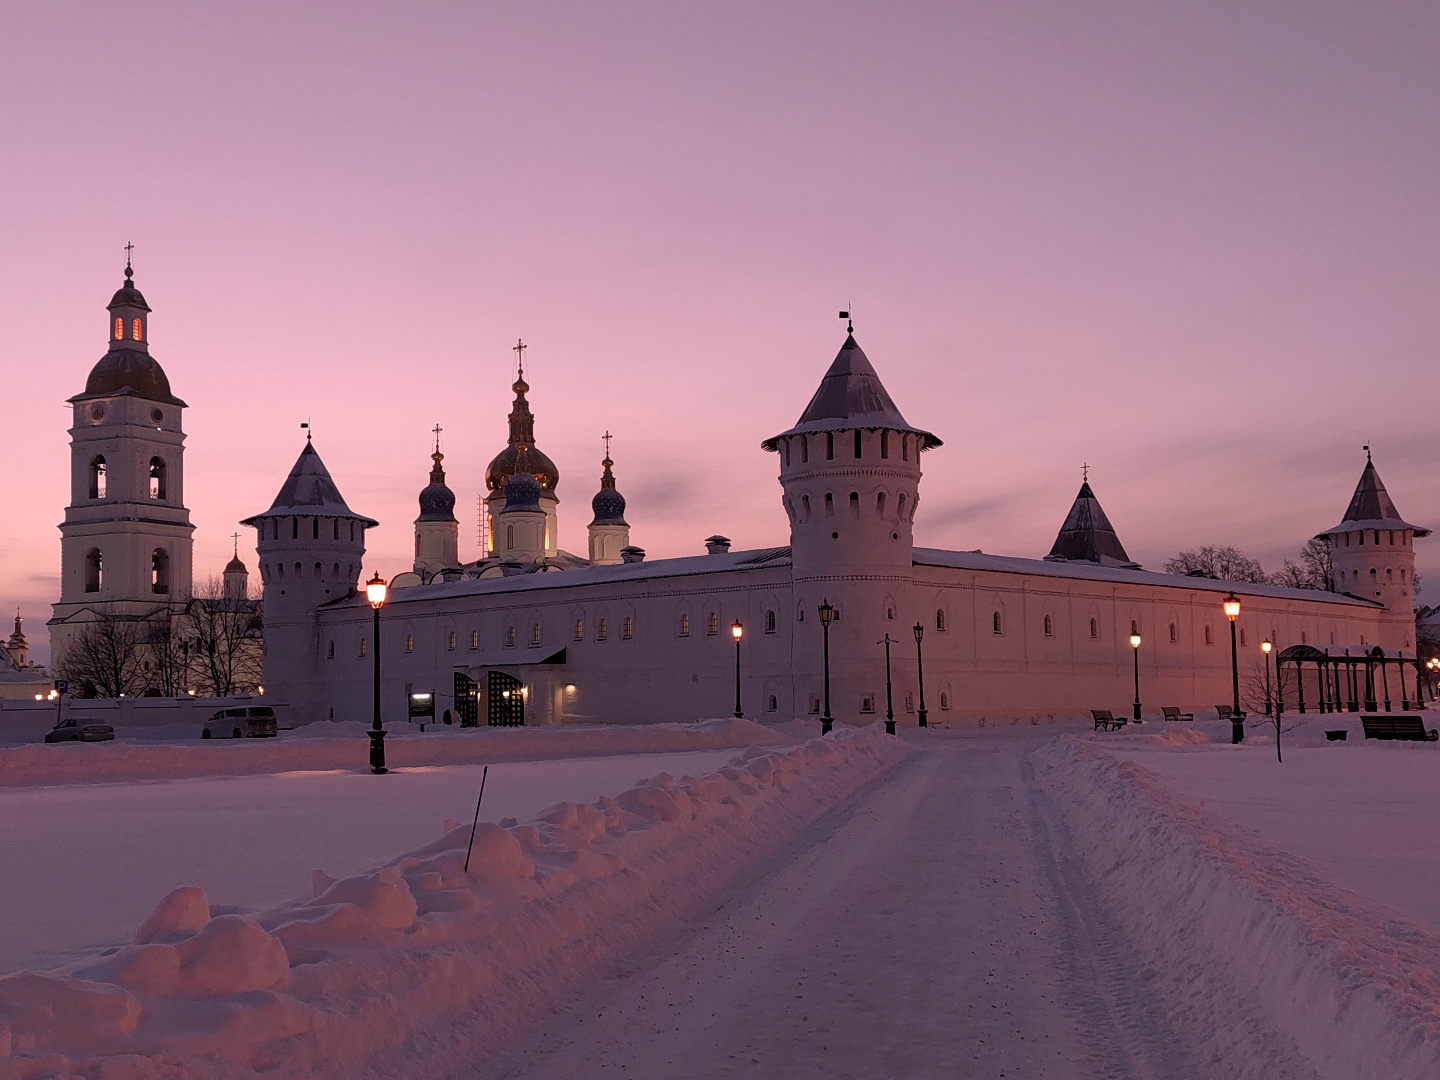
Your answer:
1130;633;1142;720
818;600;835;734
1262;640;1273;716
731;619;744;719
912;622;928;729
1224;592;1243;744
879;634;897;735
366;572;389;774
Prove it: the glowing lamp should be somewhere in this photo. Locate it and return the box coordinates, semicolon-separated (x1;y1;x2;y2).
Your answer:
1223;593;1241;622
365;572;388;609
1130;634;1141;649
1261;640;1272;654
732;619;744;640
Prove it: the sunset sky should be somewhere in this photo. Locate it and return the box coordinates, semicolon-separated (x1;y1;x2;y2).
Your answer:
4;2;1438;664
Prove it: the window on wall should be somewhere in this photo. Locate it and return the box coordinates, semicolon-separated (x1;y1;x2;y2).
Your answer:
1044;614;1053;637
939;691;949;710
783;441;790;467
809;695;821;714
89;457;107;499
574;618;584;641
327;641;335;659
679;614;690;637
469;630;478;650
767;694;778;712
447;631;456;651
1090;618;1098;639
826;433;834;460
1131;620;1138;635
860;695;875;713
114;317;124;340
992;611;1002;635
1204;625;1213;645
84;548;102;592
1169;623;1177;643
506;524;514;550
1301;631;1308;644
132;318;142;340
897;493;907;520
147;458;166;499
902;435;910;461
886;604;895;620
313;562;322;579
151;549;170;594
622;616;633;639
598;618;609;641
801;436;808;464
905;692;914;712
853;429;862;458
849;492;860;517
359;638;367;657
707;612;719;636
1239;628;1247;646
797;605;806;623
824;493;834;517
292;518;299;540
530;624;541;646
404;635;414;654
880;430;889;459
505;626;516;648
765;610;776;633
936;609;946;631
876;492;886;517
333;520;339;540
801;495;811;520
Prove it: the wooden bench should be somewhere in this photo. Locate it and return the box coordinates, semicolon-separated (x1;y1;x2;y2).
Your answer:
1091;709;1128;732
1161;706;1194;722
1216;704;1247;721
1361;715;1439;742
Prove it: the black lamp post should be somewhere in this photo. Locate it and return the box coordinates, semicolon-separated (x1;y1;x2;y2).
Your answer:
818;599;835;734
1262;640;1273;716
366;571;389;773
731;619;744;718
912;622;928;729
1224;592;1243;744
1130;632;1142;721
879;633;897;735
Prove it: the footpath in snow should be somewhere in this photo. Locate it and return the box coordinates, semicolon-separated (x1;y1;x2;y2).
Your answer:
0;724;908;1079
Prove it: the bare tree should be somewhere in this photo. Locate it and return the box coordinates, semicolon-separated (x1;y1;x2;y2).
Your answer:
1271;537;1334;591
59;610;145;698
141;616;192;697
1164;545;1269;584
184;577;263;697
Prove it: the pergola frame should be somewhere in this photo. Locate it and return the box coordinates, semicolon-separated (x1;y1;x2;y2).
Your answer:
1275;644;1426;715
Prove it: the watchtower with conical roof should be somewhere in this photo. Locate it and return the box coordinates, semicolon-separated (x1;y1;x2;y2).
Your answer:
1318;451;1428;650
763;330;941;720
413;430;459;578
241;440;378;717
50;259;195;667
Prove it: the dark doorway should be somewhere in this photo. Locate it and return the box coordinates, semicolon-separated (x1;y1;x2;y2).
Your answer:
488;671;525;726
454;672;479;727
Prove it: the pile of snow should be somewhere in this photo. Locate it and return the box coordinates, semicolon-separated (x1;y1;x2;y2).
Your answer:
0;717;794;788
1034;735;1440;1079
0;724;908;1078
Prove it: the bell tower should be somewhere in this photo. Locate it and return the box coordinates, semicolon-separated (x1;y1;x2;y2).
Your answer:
50;255;195;669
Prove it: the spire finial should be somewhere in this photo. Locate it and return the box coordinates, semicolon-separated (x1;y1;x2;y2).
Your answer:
602;429;613;464
124;241;134;281
513;338;527;380
432;423;443;456
301;418;312;442
1363;443;1372;464
839;307;853;335
231;532;240;558
1082;462;1089;483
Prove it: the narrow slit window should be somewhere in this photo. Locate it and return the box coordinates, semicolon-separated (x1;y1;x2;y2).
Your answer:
114;317;124;340
622;616;633;639
679;614;690;637
598;618;609;641
877;492;886;517
801;437;808;464
849;491;860;517
826;432;834;460
575;618;585;641
854;429;862;458
993;611;1002;635
1090;618;1098;639
447;631;457;650
1044;614;1053;637
880;430;889;458
707;612;718;635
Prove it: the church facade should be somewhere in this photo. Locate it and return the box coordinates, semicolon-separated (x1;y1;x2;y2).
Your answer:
243;328;1426;727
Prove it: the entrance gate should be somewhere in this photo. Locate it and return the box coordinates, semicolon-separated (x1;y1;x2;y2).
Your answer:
453;672;479;727
487;671;525;726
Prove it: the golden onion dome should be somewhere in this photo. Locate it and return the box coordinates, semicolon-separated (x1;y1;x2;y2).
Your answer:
485;370;560;495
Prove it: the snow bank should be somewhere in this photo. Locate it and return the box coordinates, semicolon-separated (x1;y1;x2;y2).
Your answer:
0;724;908;1078
0;717;793;788
1034;736;1440;1079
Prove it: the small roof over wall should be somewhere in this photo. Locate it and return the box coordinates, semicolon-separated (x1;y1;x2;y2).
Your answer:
1043;482;1140;568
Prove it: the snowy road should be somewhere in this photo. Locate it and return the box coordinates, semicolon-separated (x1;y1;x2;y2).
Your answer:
0;749;735;974
476;730;1202;1080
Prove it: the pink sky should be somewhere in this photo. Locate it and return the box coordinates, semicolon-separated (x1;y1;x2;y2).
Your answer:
4;3;1438;665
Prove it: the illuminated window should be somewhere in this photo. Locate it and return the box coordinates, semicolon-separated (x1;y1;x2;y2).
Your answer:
598;618;609;641
707;612;718;636
574;618;584;641
469;630;478;650
679;614;690;637
405;635;414;654
132;318;142;340
622;616;633;639
114;317;124;340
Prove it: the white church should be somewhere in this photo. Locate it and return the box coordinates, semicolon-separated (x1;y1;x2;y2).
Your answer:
51;263;1430;725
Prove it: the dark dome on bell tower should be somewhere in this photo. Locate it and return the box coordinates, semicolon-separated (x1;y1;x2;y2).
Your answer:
79;257;185;406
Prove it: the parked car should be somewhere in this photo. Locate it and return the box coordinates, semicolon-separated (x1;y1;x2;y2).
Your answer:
202;706;278;739
44;717;115;743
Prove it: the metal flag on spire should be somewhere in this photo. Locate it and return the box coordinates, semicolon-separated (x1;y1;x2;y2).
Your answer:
838;308;853;334
301;419;312;442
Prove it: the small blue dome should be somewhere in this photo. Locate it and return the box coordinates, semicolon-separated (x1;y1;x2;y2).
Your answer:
416;453;457;522
591;487;627;525
504;471;543;510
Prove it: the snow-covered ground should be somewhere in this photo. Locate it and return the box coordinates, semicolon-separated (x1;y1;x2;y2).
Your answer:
0;749;739;974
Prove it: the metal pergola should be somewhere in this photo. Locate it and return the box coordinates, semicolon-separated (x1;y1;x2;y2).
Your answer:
1275;644;1426;715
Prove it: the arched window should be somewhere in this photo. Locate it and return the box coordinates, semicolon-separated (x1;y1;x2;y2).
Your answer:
132;318;142;340
277;562;284;579
707;612;719;635
506;524;514;550
314;561;322;578
292;518;299;540
801;495;811;520
826;432;834;460
114;317;124;340
333;520;339;540
849;492;860;517
679;613;691;637
622;616;634;639
767;694;778;712
801;436;809;464
530;623;542;646
824;493;834;517
1204;625;1213;645
89;457;107;499
886;604;895;620
1090;618;1098;639
84;548;102;592
1044;614;1053;637
333;562;340;578
897;493;907;520
765;609;776;633
877;492;887;517
880;430;889;459
853;429;862;458
469;630;479;650
939;691;949;710
1169;623;1177;643
447;631;457;650
598;618;609;641
574;618;585;641
936;609;945;631
902;435;910;461
505;625;517;647
992;611;1003;635
151;548;170;594
148;458;166;499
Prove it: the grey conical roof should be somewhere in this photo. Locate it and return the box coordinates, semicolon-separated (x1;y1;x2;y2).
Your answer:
762;334;941;451
1318;455;1430;537
240;442;378;526
1044;482;1140;568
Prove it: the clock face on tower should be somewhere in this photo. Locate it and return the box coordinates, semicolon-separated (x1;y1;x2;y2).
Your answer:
151;409;164;424
90;404;105;421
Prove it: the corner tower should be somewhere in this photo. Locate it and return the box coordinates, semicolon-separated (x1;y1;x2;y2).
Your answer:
1319;450;1428;650
763;330;941;722
50;258;195;667
241;440;377;720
